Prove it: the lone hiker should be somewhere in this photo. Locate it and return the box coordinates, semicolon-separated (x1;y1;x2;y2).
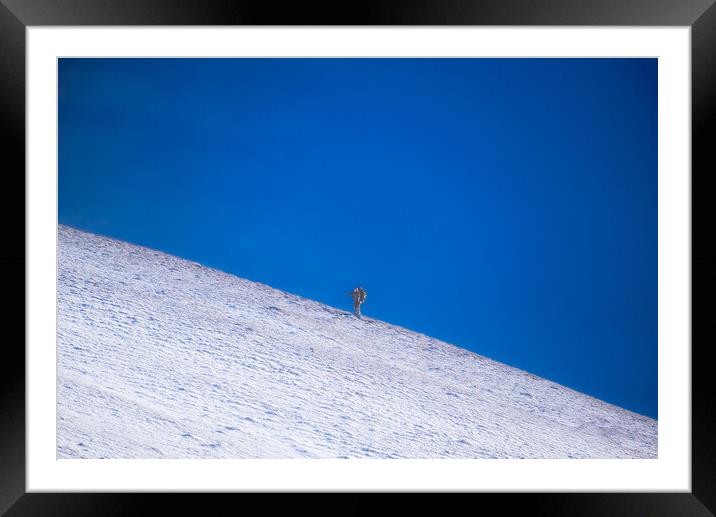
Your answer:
349;286;367;319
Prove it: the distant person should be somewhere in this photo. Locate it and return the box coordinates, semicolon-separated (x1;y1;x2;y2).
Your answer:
349;286;367;319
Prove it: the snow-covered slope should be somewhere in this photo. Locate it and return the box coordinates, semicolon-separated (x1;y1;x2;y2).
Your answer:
57;225;657;459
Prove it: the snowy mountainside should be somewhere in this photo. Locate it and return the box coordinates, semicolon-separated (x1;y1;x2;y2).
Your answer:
57;225;657;459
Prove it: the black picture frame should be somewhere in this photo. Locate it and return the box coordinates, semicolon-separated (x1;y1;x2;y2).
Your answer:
1;1;714;515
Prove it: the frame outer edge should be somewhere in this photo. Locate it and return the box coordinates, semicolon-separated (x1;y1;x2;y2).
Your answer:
0;0;27;515
0;0;714;26
692;0;716;515
3;0;715;514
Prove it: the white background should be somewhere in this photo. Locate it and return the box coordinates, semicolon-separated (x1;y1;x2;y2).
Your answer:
26;27;691;491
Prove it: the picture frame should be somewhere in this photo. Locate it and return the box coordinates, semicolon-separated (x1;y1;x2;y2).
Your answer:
2;0;714;514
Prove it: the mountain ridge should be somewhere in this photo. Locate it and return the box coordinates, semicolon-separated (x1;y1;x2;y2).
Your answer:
57;224;657;459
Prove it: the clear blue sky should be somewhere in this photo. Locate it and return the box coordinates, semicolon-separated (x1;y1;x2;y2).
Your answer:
59;58;657;418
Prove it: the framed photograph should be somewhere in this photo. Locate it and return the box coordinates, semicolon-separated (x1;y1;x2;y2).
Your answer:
2;0;714;514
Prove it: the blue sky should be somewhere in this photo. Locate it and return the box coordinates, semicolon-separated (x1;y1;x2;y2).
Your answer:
59;58;657;418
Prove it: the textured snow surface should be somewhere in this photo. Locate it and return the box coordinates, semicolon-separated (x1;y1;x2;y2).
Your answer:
57;225;657;459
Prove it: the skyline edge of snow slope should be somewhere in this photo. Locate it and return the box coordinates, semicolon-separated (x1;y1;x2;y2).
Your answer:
57;224;657;459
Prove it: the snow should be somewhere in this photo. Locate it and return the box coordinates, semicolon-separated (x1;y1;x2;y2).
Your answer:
57;225;657;459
